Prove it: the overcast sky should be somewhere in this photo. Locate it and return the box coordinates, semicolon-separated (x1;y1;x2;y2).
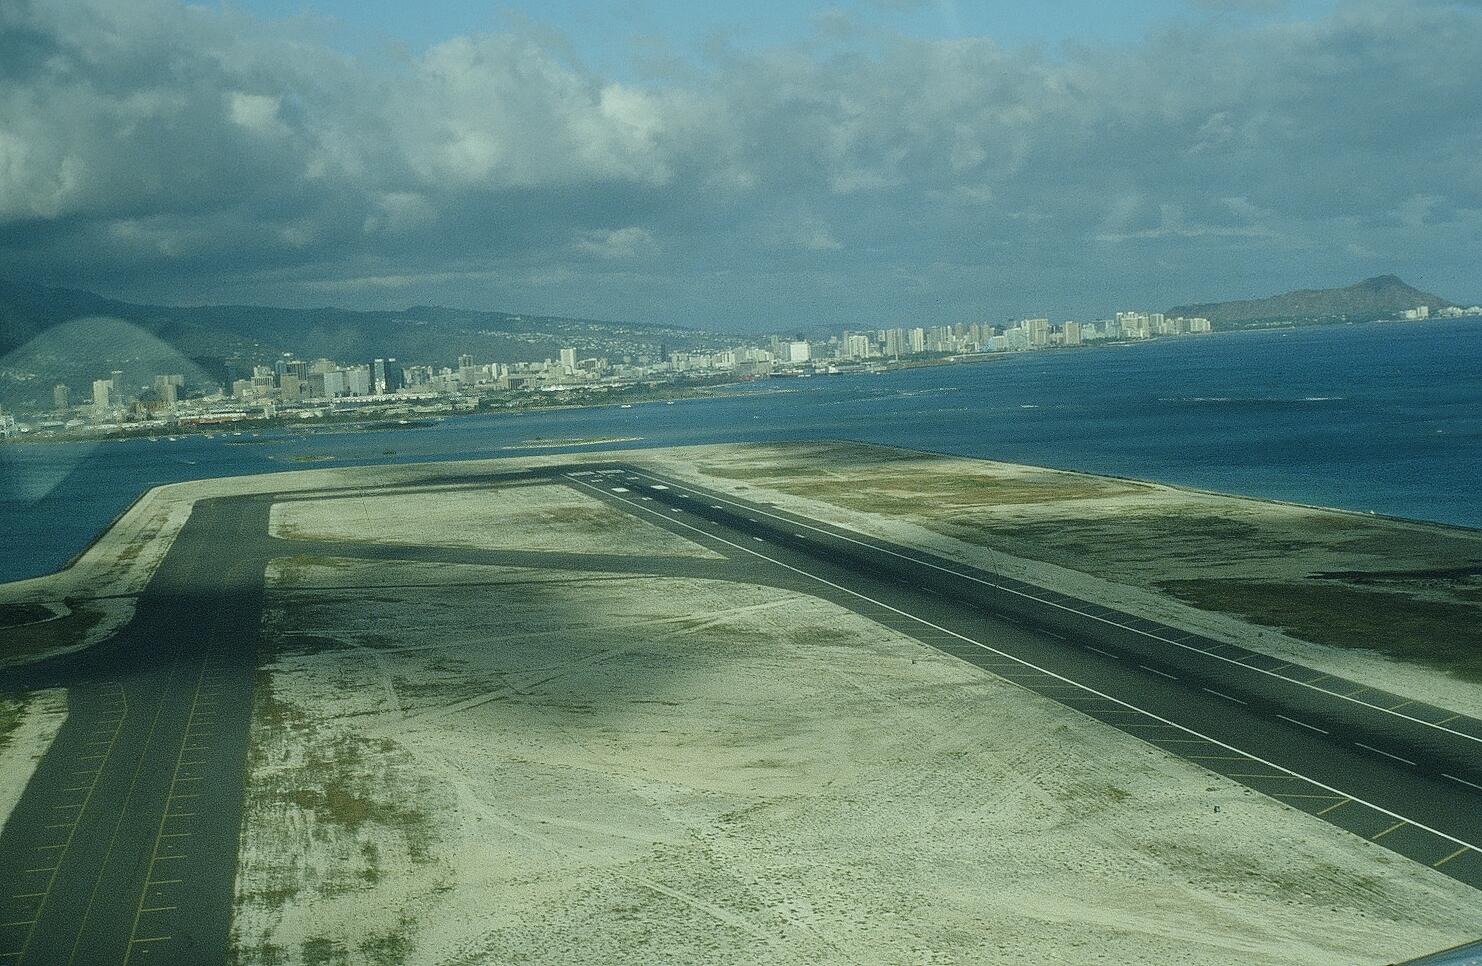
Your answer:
2;0;1478;332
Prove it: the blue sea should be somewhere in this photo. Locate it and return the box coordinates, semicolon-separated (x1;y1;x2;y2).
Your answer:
2;318;1479;584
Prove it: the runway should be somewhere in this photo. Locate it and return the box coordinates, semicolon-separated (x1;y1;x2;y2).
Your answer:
567;463;1482;892
0;498;268;966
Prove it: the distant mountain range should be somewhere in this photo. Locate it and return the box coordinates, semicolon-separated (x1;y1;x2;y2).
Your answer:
0;279;728;364
0;278;734;409
1166;275;1455;325
0;273;1470;412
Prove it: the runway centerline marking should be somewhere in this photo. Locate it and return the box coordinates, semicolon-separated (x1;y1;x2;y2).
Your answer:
1355;743;1417;767
567;472;1482;865
618;468;1482;748
1276;714;1328;735
68;665;181;966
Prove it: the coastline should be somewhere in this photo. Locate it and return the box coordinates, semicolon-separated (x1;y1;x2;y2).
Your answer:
2;443;1479;963
4;441;1479;713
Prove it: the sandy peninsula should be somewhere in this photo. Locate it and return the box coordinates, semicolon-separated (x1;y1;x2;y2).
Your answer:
1;442;1479;965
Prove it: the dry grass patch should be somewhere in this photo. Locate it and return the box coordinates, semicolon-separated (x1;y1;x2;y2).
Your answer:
1161;579;1482;681
651;442;1482;682
270;484;721;558
693;441;1142;510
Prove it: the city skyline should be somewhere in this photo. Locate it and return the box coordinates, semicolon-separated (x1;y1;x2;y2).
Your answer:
11;296;1479;439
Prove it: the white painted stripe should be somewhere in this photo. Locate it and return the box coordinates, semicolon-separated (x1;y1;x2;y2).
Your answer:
1277;714;1329;735
1443;774;1482;792
1356;742;1417;767
1203;688;1248;706
1140;665;1177;681
567;473;1482;859
619;468;1481;747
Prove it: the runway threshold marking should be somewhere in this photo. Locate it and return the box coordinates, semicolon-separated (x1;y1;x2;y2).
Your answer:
568;472;1482;886
614;467;1482;749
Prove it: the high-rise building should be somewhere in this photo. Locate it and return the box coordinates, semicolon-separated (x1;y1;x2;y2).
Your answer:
344;366;371;396
53;384;70;409
92;378;113;413
154;374;183;407
560;348;577;371
383;358;404;393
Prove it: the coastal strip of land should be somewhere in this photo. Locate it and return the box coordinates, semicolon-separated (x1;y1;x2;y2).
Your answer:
0;442;1479;965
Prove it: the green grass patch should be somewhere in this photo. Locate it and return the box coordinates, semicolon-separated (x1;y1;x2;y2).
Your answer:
1159;578;1482;681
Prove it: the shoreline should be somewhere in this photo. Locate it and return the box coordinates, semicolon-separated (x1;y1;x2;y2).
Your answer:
4;442;1479;714
2;442;1479;963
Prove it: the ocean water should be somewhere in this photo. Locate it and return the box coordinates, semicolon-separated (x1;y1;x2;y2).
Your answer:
2;318;1479;584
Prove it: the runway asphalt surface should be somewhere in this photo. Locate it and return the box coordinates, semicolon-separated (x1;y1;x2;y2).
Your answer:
0;461;1476;966
0;498;268;966
566;463;1482;893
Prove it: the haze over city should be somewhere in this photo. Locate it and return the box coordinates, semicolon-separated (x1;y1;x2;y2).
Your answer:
2;0;1479;330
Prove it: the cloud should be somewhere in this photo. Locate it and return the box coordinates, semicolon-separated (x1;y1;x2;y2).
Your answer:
0;0;1479;330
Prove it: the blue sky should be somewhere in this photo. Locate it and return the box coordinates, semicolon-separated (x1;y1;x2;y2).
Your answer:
1;0;1477;330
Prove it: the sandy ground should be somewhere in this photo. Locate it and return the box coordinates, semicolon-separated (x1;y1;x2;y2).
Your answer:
270;484;723;558
0;690;67;829
1;443;1479;963
634;442;1482;720
231;475;1480;966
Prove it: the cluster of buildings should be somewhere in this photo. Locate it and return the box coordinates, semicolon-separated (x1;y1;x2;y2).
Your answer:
792;312;1212;363
6;301;1476;439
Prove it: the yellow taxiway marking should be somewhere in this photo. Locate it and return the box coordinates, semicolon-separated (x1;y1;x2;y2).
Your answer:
1373;821;1408;840
1435;848;1471;868
1316;799;1352;816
